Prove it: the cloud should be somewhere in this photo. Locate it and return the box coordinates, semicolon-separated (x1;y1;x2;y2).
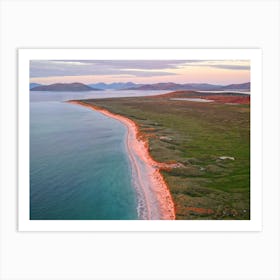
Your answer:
208;64;250;70
53;60;188;69
50;61;90;66
30;59;250;79
30;60;187;78
181;60;250;70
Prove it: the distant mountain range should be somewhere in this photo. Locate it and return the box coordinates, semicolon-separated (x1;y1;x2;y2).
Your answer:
220;82;250;90
88;82;137;90
123;82;250;91
30;82;250;92
31;83;101;92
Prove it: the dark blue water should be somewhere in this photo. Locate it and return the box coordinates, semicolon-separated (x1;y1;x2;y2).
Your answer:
30;100;139;220
30;90;170;220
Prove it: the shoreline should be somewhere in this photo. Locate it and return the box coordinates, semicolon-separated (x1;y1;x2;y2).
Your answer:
67;100;176;220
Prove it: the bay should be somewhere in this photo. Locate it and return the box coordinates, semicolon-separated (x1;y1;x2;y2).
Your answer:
30;90;169;220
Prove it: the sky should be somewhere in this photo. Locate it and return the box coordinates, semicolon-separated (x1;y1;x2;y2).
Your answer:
30;60;250;85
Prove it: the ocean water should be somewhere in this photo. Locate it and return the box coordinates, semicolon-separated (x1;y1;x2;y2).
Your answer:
30;89;169;102
30;90;169;220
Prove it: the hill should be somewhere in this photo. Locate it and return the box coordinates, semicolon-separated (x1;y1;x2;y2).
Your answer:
88;82;139;90
221;82;250;90
124;82;250;91
30;83;42;89
31;82;100;92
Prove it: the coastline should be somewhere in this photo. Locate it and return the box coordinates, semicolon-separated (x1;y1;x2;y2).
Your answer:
68;100;176;220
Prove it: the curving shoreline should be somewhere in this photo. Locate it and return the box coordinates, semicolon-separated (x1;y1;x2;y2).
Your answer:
68;100;176;220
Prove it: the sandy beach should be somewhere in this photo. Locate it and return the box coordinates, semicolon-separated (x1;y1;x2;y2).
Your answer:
68;100;176;220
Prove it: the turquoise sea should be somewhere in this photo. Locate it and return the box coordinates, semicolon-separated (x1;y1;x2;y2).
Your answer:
30;90;168;220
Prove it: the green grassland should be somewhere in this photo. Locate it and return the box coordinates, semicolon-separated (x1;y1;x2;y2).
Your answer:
80;92;250;220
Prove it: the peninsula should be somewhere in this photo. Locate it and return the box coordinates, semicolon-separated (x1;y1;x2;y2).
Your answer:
68;100;176;220
72;90;250;220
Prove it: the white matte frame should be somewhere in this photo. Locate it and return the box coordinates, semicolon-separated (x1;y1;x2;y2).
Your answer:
18;48;262;232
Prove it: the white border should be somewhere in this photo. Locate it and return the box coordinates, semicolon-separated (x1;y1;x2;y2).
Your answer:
18;49;262;231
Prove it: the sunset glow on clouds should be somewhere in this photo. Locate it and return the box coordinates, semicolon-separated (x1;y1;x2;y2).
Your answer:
30;60;250;85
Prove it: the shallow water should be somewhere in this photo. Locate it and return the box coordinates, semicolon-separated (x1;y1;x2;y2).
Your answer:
170;98;213;103
30;90;170;220
30;89;170;102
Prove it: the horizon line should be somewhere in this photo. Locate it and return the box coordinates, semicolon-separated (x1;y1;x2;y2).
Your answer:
30;81;250;86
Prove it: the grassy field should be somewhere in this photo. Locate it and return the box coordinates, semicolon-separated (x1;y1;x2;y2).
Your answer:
80;91;250;220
